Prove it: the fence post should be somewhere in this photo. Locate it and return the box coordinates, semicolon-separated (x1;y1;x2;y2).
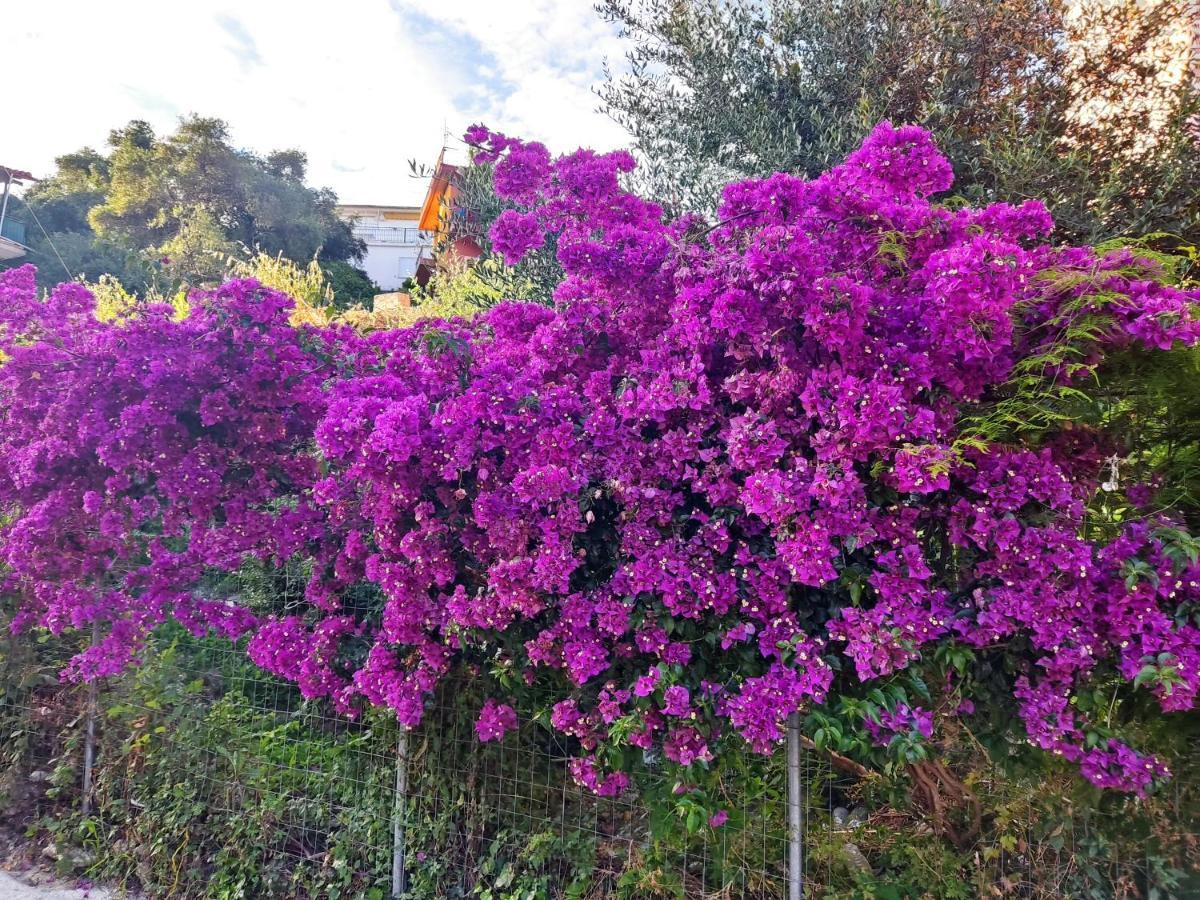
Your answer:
80;621;99;818
391;728;410;898
787;711;804;900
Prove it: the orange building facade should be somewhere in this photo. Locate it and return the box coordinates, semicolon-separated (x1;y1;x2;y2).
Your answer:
415;150;481;285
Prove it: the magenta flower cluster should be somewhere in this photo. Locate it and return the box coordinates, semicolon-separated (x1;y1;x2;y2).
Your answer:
475;699;519;742
865;704;934;746
2;122;1199;800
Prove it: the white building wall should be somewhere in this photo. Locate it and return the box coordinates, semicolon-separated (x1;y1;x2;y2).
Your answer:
336;206;432;291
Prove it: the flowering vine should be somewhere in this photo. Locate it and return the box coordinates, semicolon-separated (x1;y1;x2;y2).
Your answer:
3;122;1199;802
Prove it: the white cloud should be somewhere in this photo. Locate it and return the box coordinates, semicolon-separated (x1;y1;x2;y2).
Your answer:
4;0;632;206
387;0;633;153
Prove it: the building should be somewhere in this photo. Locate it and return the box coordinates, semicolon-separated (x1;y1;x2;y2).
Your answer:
335;204;432;292
415;149;481;285
0;165;33;261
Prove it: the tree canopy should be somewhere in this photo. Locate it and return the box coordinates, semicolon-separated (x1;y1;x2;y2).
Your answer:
598;0;1199;245
7;116;363;289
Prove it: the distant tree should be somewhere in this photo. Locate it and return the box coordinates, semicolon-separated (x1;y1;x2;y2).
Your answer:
90;117;362;280
597;0;1198;243
264;149;309;181
19;148;108;233
319;260;379;310
6;116;362;289
153;207;238;286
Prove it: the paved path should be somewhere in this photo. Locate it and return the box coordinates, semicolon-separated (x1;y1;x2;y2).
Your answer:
0;871;113;899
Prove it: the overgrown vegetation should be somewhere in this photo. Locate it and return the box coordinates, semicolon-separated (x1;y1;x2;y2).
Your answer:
3;614;1196;898
1;5;1199;897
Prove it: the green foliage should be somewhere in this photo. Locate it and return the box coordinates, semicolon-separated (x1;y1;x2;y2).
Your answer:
1091;237;1200;528
156;206;239;286
952;237;1200;530
80;646;396;898
2;607;1197;898
13;228;155;291
91;117;361;269
226;250;334;316
797;704;1200;899
88;273;188;322
224;251;385;323
321;261;380;311
411;255;539;319
434;159;562;307
0;615;624;898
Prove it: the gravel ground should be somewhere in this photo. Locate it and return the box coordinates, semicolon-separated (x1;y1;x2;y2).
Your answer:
0;871;114;900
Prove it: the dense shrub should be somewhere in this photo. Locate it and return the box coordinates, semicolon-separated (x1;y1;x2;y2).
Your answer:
0;269;333;678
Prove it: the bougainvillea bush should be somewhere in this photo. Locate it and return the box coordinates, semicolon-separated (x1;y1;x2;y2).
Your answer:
2;124;1199;809
0;271;333;678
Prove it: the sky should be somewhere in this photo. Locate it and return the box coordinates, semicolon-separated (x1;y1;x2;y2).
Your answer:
5;0;634;206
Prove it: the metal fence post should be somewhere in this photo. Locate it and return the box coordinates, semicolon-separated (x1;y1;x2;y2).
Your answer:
391;728;410;898
80;621;99;818
787;711;804;900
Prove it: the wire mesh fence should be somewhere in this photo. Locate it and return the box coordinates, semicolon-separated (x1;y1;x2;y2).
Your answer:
0;578;839;898
3;569;1196;898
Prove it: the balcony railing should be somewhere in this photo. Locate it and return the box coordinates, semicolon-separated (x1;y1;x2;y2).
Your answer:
352;225;431;247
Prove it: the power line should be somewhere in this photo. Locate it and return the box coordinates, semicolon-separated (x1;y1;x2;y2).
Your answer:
16;193;75;282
